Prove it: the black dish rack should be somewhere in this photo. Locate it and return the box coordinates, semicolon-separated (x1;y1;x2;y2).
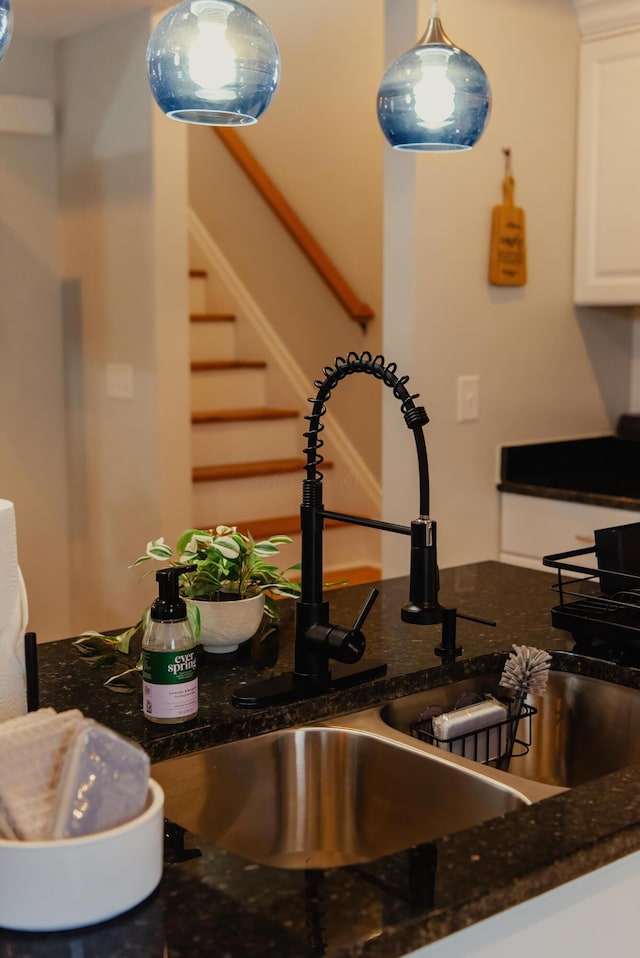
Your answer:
543;539;640;656
410;698;536;767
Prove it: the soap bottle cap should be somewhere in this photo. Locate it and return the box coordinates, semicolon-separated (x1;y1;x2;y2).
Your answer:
150;565;196;622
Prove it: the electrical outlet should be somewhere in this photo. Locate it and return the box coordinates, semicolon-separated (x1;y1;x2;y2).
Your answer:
457;375;479;422
106;363;134;400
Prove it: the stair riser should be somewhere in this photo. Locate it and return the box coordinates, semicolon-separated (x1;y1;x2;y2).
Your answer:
189;269;235;313
191;418;301;467
193;471;304;526
189;275;207;314
190;323;236;362
190;368;266;411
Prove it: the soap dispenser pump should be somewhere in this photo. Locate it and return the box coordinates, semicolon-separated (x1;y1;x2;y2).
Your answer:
141;565;198;725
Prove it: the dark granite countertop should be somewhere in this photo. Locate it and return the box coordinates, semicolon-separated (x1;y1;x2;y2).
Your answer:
4;561;640;957
498;435;640;510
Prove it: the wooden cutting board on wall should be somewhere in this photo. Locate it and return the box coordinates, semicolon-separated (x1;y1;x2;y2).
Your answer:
489;174;527;286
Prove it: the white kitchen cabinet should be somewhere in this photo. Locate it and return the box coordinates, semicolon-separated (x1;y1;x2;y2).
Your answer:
499;492;640;572
574;2;640;304
406;847;640;958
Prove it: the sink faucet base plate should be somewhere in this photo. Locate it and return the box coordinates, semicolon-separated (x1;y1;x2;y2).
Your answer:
232;659;388;708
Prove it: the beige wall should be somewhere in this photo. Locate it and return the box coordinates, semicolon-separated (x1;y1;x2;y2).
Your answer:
58;9;192;637
0;36;71;641
241;0;384;328
188;0;385;478
3;0;637;642
383;0;631;577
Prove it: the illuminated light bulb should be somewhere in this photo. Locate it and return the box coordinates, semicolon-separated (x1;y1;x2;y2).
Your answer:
413;57;456;129
188;12;237;98
146;0;280;126
377;3;490;152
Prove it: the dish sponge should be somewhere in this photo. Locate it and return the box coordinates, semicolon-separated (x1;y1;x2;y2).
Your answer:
50;720;150;839
0;708;84;840
0;709;149;841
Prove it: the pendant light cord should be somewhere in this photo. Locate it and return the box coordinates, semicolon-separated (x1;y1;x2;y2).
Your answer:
431;0;440;18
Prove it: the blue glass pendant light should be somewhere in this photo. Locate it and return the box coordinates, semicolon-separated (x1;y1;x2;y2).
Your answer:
146;0;280;126
377;0;491;152
0;0;13;62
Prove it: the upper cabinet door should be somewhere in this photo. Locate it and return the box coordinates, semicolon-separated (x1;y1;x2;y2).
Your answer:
574;28;640;305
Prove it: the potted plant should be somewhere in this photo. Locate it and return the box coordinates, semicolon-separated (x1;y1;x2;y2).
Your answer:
133;525;301;654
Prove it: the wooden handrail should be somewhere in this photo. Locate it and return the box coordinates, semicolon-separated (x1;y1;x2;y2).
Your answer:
214;128;374;328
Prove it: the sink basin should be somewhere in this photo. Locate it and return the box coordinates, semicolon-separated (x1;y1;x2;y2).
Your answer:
152;725;529;869
381;668;640;788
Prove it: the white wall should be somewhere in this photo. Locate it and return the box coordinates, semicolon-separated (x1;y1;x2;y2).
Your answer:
0;35;71;641
383;0;626;577
58;9;192;637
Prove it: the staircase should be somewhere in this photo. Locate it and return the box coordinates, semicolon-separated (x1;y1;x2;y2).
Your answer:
188;267;381;586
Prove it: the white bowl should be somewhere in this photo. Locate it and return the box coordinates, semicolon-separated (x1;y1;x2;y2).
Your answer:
0;779;165;932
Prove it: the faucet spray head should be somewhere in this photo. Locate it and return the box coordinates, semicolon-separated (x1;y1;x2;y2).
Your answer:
401;517;443;625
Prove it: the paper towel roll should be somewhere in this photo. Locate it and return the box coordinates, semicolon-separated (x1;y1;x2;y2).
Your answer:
0;500;29;721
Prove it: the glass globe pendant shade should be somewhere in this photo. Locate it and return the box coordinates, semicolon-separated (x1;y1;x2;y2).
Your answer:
146;0;280;126
377;10;490;152
0;0;13;63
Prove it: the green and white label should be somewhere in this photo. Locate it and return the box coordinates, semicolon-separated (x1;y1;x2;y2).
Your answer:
142;649;198;719
142;649;197;684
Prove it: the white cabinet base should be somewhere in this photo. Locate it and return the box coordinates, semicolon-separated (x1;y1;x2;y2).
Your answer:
499;492;640;572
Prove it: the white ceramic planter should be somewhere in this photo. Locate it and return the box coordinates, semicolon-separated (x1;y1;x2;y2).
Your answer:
191;593;265;654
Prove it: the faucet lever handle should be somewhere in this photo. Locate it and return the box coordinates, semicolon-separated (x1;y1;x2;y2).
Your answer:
352;588;379;632
331;587;380;665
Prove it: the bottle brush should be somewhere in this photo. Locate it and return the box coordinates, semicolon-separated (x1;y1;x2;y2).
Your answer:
498;644;551;770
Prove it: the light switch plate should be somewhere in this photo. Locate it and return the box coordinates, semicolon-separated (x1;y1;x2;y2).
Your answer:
457;375;479;422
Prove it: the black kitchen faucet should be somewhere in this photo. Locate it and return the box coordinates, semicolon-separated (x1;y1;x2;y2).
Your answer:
232;351;491;708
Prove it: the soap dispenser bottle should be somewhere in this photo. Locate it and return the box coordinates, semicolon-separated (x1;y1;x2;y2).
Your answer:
141;566;198;725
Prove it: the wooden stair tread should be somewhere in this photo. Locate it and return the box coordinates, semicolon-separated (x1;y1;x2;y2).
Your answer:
192;407;299;425
193;458;333;482
213;514;343;538
289;565;382;588
190;313;235;323
325;566;382;588
191;359;266;371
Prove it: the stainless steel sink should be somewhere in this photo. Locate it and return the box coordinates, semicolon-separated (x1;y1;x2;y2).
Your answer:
381;669;640;788
152;723;531;869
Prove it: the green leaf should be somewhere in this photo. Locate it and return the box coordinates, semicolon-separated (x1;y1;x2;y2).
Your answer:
146;539;173;561
89;653;119;670
212;535;241;560
186;601;201;640
176;528;210;555
73;637;113;657
75;630;110;642
74;632;121;653
253;542;279;557
114;619;145;655
103;665;142;694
